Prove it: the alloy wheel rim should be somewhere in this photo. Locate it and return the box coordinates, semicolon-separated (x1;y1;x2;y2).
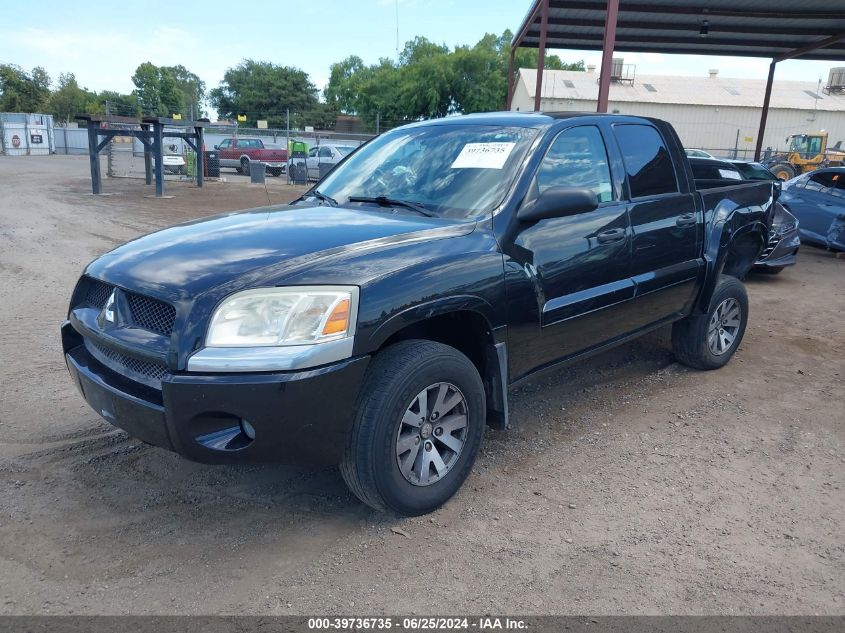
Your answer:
707;297;741;356
395;382;468;486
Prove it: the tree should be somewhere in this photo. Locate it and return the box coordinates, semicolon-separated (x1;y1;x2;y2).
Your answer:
162;64;205;118
0;64;51;112
131;62;204;117
47;73;98;123
97;90;139;118
322;30;585;129
209;59;319;128
132;62;164;115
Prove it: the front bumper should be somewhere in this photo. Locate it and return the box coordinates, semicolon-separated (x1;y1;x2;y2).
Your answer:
260;161;287;170
62;321;370;465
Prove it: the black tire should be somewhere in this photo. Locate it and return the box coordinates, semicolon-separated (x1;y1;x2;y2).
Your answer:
240;157;250;174
672;274;749;370
340;340;485;516
771;162;796;181
269;168;283;177
235;167;243;174
757;265;784;274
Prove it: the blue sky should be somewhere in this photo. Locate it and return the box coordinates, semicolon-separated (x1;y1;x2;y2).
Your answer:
0;0;839;101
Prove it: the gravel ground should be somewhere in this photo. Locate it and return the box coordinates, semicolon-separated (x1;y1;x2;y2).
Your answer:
0;155;842;615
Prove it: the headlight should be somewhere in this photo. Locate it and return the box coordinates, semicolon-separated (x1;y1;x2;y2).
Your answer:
206;286;359;347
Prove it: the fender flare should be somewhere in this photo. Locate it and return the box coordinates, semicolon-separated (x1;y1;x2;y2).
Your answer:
365;294;499;352
695;204;768;313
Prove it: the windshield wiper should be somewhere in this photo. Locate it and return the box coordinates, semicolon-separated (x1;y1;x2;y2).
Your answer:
347;196;434;217
302;189;337;207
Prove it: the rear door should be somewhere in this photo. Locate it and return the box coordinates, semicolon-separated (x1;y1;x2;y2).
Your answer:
611;123;702;327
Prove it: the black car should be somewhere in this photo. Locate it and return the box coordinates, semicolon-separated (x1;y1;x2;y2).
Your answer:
63;113;774;516
689;157;800;273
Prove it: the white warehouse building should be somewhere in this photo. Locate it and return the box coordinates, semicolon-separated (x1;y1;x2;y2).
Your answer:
510;67;845;159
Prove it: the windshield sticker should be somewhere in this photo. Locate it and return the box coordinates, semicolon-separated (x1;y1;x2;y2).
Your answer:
451;142;516;169
719;169;742;180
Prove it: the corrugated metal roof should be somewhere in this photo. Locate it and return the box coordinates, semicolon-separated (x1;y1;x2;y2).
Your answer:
518;69;845;111
515;0;845;61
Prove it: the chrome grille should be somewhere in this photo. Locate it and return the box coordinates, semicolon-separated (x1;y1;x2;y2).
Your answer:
85;338;168;389
78;277;175;337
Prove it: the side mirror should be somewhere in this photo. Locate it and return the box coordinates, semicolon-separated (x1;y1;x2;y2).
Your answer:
518;186;599;223
213;144;219;150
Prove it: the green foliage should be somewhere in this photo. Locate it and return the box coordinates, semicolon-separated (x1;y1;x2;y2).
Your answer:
208;59;319;128
97;90;139;118
131;62;204;118
323;30;584;130
0;64;51;112
47;73;100;123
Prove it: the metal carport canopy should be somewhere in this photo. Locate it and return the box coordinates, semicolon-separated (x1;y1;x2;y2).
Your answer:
508;0;845;160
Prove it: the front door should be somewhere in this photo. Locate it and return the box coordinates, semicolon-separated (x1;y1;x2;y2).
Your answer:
502;124;633;380
610;123;702;328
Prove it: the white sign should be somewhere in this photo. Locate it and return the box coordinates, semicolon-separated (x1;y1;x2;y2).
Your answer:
451;142;515;169
719;169;742;180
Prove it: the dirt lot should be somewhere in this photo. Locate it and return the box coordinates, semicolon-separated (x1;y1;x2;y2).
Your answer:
0;155;842;615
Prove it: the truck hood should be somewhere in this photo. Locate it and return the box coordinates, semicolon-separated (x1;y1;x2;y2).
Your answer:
85;204;474;301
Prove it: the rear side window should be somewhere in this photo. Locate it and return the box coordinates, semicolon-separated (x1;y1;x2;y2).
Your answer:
803;171;837;192
613;124;679;198
536;125;614;202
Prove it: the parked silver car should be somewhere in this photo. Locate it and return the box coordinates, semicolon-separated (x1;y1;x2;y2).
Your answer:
291;144;357;181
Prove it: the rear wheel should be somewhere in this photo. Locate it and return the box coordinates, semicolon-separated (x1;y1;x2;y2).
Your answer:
269;167;283;177
240;157;250;174
757;265;784;274
340;340;485;516
672;275;748;370
771;163;796;181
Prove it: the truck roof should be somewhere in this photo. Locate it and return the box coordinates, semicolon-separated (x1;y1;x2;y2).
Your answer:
404;111;662;130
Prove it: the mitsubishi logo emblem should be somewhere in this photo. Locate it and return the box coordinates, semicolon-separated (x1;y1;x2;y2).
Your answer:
102;289;117;325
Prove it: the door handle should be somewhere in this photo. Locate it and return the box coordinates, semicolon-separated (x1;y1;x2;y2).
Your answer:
596;228;626;244
676;213;697;227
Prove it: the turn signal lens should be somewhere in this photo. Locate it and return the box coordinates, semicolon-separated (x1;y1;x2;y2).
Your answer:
322;298;350;336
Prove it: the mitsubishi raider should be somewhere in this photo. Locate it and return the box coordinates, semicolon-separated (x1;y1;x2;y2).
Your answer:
62;113;775;516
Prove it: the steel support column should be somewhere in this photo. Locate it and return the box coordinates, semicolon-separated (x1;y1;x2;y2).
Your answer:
153;122;164;197
141;123;152;185
506;46;516;109
196;126;204;188
755;61;777;161
597;0;620;112
86;124;101;194
533;0;549;112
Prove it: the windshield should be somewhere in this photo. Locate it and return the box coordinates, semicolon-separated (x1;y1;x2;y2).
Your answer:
335;145;356;156
315;124;538;218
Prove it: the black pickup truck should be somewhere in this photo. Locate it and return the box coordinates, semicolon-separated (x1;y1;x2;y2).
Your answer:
62;113;775;515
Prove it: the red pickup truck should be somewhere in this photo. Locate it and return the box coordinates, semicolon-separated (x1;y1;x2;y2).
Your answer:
215;137;288;177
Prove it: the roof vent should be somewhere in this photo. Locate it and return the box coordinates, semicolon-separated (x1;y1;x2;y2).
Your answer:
708;69;719;78
643;83;657;92
564;80;575;88
587;64;596;73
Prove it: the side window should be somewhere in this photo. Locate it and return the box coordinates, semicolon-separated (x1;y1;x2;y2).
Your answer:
319;147;333;158
308;148;319;158
218;139;230;149
830;173;845;199
613;124;679;198
536;126;614;203
804;172;835;192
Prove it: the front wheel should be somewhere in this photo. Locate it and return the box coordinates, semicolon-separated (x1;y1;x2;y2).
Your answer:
269;168;283;177
672;274;749;370
771;162;796;181
340;340;485;516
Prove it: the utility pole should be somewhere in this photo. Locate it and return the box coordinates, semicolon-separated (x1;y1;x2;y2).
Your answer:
286;108;290;153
